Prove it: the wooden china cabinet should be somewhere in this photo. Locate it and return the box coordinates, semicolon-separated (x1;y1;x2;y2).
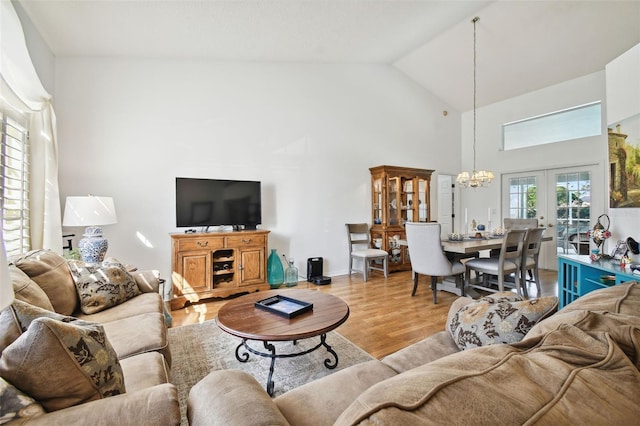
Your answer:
369;165;434;272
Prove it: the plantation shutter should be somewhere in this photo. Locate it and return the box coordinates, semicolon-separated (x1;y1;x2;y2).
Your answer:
0;111;30;256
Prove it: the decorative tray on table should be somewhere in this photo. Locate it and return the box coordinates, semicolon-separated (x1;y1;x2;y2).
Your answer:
255;295;313;319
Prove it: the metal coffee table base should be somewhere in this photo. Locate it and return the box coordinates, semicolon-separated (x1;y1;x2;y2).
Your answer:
234;333;339;396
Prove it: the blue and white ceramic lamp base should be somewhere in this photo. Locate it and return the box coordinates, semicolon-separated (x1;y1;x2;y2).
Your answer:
78;226;109;264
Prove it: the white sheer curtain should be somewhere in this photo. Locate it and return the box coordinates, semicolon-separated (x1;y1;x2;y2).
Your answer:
1;0;62;253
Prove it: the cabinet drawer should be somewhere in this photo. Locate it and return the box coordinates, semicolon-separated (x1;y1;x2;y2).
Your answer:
226;234;265;247
177;237;224;251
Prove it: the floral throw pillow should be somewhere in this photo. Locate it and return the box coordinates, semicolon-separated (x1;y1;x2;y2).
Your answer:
0;317;125;412
448;293;558;351
68;259;141;315
0;377;45;424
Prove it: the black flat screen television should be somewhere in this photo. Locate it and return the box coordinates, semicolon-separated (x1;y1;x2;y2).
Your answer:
176;178;262;229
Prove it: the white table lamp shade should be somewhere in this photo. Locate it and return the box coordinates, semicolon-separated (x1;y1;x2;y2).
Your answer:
0;234;14;311
62;196;117;264
62;196;117;226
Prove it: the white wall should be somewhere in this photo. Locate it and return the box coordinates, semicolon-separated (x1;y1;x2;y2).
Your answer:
54;58;461;281
458;71;608;231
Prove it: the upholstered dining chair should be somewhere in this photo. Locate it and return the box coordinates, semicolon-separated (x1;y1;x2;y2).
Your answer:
465;229;527;295
504;218;538;230
405;223;465;304
520;227;546;298
345;223;388;282
491;218;539;257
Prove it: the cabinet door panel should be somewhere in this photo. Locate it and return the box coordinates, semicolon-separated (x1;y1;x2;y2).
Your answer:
238;248;265;285
177;251;211;294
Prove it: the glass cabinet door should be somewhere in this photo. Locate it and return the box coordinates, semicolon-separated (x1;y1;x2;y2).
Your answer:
418;178;429;222
372;177;383;225
387;177;400;225
402;178;414;223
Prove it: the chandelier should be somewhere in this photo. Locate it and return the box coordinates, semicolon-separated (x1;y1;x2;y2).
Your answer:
457;16;494;189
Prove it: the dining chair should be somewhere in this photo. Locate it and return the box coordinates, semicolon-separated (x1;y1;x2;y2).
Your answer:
491;218;539;257
465;229;527;295
345;223;388;282
405;223;465;303
520;227;546;297
504;218;538;230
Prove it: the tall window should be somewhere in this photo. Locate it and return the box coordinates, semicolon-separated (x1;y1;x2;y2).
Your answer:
1;111;30;256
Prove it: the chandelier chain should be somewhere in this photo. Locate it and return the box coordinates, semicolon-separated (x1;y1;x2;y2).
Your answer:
456;16;493;189
472;16;478;172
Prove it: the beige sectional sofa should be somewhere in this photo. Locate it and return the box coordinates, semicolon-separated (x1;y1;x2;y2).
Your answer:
0;249;180;425
189;282;640;425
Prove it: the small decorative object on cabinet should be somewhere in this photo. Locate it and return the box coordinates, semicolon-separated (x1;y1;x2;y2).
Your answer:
267;249;285;288
587;213;611;256
370;165;434;272
284;258;299;287
170;230;270;309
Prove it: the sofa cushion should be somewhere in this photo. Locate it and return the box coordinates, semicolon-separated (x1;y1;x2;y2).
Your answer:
381;330;461;374
120;351;170;393
336;325;640;425
274;360;398;426
560;281;640;316
447;293;558;350
68;259;142;315
11;249;78;315
9;265;54;311
74;291;163;323
0;316;125;412
101;312;171;365
0;307;20;356
0;377;45;423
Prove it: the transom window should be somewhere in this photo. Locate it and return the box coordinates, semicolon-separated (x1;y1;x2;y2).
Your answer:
502;101;602;151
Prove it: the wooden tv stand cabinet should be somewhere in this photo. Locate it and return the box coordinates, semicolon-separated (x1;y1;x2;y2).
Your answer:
170;229;270;310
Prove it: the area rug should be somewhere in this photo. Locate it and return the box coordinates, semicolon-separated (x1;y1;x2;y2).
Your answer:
168;320;374;425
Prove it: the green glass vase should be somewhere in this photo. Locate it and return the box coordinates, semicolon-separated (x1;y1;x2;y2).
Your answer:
267;249;284;288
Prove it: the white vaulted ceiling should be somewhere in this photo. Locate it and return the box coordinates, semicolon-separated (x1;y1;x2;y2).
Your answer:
16;0;640;112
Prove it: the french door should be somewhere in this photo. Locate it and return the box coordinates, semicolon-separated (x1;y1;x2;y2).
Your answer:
502;165;603;270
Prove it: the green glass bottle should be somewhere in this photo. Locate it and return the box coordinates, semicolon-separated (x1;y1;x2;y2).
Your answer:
267;249;284;288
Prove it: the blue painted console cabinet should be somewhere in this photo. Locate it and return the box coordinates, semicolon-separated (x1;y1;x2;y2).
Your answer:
558;254;639;309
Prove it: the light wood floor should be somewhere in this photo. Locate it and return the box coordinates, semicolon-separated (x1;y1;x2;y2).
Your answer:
170;269;558;359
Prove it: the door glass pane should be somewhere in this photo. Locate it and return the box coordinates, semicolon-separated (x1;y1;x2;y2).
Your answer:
507;176;537;219
556;171;591;255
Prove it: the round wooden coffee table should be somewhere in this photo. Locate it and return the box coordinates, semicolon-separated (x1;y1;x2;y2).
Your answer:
216;289;349;396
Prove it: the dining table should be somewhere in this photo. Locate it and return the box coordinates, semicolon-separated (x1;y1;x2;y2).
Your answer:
437;233;553;297
441;235;509;254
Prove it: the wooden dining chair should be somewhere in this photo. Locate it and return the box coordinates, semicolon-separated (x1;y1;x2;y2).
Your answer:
520;227;546;297
405;223;465;303
345;223;388;282
465;229;527;295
